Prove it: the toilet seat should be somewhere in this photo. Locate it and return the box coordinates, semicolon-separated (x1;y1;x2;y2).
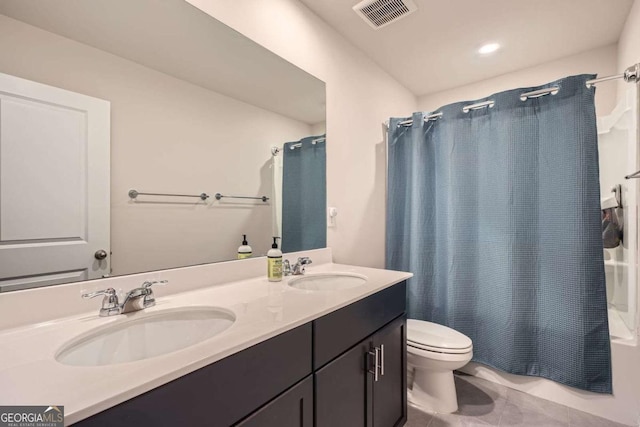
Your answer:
407;342;473;363
407;319;472;354
408;340;472;354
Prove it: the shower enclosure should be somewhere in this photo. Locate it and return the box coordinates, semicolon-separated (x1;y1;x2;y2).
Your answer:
432;67;640;425
598;84;638;342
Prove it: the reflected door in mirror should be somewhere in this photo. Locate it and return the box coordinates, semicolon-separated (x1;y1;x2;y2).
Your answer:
0;73;110;292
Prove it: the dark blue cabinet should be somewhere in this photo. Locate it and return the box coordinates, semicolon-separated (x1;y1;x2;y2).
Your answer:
316;315;407;427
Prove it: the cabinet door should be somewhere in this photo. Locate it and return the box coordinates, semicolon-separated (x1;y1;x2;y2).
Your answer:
236;376;313;427
372;316;407;427
315;339;374;427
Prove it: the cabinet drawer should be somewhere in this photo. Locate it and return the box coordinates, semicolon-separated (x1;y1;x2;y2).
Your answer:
236;375;313;427
74;323;312;427
313;281;406;369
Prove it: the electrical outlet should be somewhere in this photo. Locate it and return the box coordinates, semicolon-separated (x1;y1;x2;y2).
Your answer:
328;207;338;227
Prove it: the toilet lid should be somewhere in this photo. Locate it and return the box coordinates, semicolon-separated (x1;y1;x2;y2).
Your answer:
407;319;472;351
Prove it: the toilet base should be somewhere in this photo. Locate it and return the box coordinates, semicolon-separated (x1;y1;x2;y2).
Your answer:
408;367;458;414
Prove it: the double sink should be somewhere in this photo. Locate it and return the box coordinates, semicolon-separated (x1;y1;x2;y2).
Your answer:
56;272;367;367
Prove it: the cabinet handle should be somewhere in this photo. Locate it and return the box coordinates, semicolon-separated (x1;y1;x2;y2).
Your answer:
368;348;380;382
379;344;385;376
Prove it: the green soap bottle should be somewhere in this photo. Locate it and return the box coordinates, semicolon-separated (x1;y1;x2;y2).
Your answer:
267;237;282;282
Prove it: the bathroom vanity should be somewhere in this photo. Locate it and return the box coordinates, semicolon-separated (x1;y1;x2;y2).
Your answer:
74;282;407;427
0;250;412;427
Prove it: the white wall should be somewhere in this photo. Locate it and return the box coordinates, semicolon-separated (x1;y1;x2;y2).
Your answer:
0;15;312;276
186;0;417;269
310;121;327;136
618;0;640;98
418;44;619;117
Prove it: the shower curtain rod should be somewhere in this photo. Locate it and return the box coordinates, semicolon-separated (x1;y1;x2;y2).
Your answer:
387;63;640;128
271;137;326;156
290;137;325;149
586;63;639;88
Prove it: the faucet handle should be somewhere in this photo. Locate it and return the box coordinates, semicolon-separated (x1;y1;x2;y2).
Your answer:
292;257;313;275
82;287;117;299
141;280;168;307
297;257;312;265
82;288;120;317
142;280;168;288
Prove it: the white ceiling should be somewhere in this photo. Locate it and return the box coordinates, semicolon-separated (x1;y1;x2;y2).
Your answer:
0;0;326;124
300;0;634;96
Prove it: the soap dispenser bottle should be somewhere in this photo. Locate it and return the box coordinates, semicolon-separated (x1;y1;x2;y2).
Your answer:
238;235;252;259
267;237;283;282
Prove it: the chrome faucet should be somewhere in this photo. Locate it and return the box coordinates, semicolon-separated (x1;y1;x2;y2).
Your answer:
82;280;168;317
283;257;312;276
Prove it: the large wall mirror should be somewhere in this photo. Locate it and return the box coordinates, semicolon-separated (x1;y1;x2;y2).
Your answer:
0;0;327;292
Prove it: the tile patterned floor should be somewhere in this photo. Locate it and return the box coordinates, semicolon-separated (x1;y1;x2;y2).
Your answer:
405;374;631;427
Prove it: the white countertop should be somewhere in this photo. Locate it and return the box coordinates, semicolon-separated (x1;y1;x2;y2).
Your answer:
0;262;411;425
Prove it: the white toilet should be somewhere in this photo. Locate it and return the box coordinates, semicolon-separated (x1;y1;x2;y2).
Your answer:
407;319;473;413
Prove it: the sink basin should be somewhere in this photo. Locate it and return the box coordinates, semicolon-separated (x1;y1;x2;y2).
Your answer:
288;273;367;291
56;307;235;366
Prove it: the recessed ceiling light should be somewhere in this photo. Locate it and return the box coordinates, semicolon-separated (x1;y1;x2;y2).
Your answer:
478;43;500;55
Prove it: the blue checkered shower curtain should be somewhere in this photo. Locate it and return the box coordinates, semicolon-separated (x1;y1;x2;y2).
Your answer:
386;75;612;393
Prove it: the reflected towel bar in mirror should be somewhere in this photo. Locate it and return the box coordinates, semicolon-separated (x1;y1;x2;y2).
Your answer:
214;193;269;202
129;189;210;201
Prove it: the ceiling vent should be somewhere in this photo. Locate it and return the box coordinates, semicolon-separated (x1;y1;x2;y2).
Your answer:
353;0;417;30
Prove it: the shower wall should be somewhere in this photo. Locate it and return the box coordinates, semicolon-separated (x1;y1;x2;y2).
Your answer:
598;87;638;339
